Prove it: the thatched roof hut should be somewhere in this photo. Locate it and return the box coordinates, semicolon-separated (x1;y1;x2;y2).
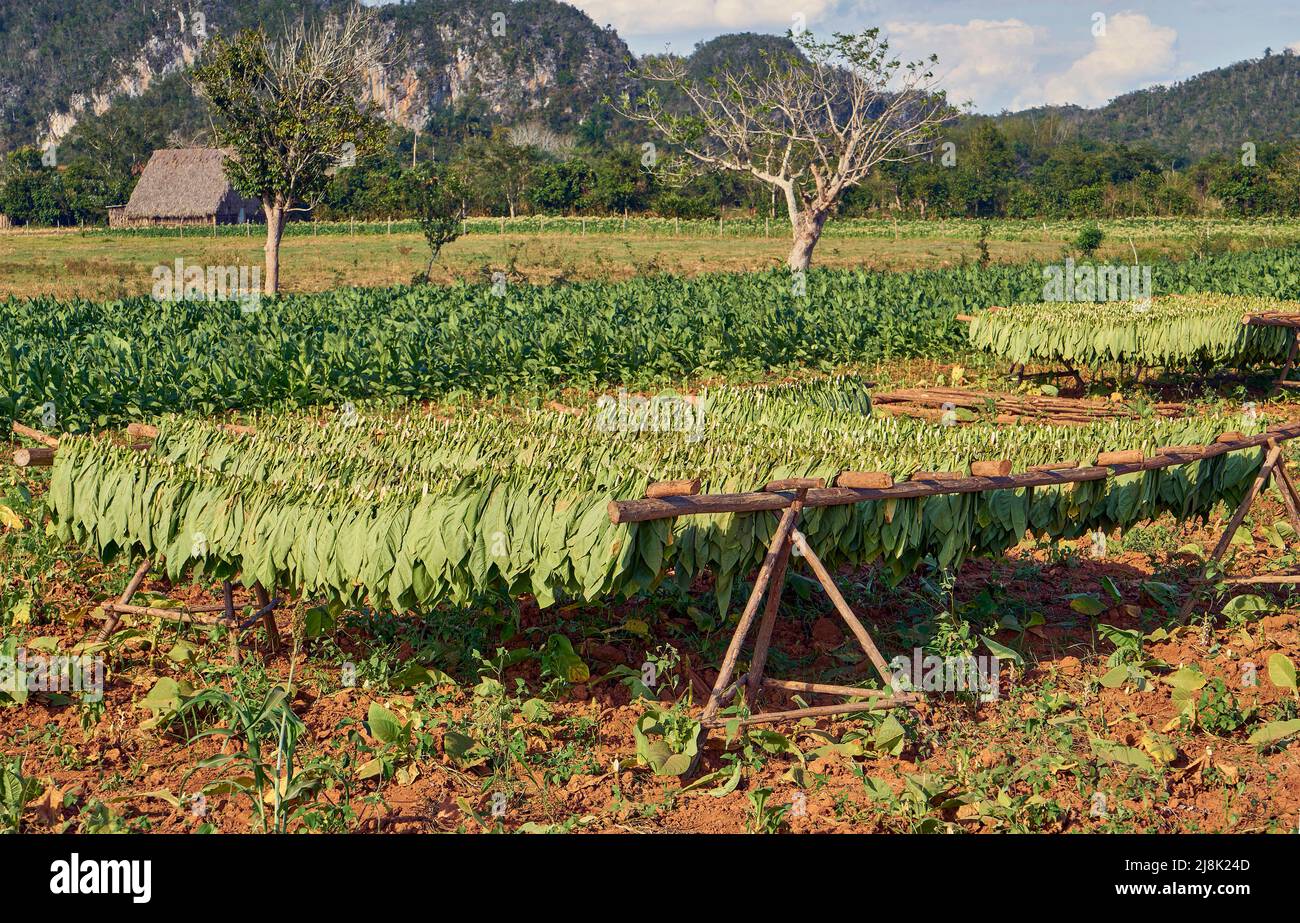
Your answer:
122;148;261;225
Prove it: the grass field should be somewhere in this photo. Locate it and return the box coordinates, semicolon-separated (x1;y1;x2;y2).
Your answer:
2;216;1294;298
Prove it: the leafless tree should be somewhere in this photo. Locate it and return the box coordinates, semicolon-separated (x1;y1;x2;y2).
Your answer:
624;29;954;271
508;121;574;159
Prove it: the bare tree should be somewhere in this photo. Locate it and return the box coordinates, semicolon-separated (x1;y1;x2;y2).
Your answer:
507;121;575;159
193;7;392;294
624;29;953;271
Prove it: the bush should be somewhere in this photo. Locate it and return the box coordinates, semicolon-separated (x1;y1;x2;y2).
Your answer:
1075;222;1104;257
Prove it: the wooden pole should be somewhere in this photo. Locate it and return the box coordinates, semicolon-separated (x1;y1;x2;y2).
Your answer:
745;490;806;702
254;582;280;652
791;530;896;688
700;501;803;722
609;424;1300;525
1176;441;1284;623
96;558;151;642
224;579;239;663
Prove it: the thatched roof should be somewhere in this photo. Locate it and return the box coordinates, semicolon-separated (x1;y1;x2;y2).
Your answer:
123;148;257;219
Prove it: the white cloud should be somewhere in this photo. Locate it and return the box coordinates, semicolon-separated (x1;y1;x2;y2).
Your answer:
883;19;1043;112
1038;12;1179;107
571;1;838;42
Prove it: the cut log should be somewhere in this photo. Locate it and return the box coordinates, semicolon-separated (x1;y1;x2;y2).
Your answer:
970;459;1012;477
909;470;961;481
835;471;893;489
12;446;55;467
645;478;701;499
126;422;159;439
1097;450;1142;466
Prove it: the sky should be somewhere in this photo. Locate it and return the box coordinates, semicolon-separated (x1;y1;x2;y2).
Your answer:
557;1;1300;113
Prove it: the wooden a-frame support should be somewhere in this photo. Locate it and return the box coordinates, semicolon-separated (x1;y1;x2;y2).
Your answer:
1177;438;1300;622
698;482;919;734
95;557;283;658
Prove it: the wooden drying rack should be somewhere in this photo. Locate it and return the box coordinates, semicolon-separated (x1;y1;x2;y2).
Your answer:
7;421;281;656
956;307;1090;387
1241;312;1300;396
10;416;1300;685
609;421;1300;733
871;386;1185;425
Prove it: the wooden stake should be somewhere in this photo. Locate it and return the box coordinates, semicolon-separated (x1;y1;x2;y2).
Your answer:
700;502;803;722
96;558;151;642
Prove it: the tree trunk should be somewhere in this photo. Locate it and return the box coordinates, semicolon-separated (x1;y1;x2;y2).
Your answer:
787;209;827;272
263;198;287;296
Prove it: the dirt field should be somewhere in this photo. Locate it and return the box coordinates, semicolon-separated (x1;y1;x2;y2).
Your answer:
4;360;1298;835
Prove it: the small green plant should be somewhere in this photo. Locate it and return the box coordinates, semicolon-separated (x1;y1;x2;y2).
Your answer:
1075;222;1104;257
0;756;41;833
1190;678;1246;736
633;702;702;777
1097;624;1165;691
746;787;791;834
976;222;991;268
358;701;416;784
177;681;306;832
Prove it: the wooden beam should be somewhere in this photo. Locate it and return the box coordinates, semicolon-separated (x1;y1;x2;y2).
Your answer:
609;424;1300;524
12;422;58;448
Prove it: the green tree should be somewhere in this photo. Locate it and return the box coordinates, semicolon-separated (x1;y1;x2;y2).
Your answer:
192;8;390;294
529;160;592;214
0;148;67;226
411;165;464;282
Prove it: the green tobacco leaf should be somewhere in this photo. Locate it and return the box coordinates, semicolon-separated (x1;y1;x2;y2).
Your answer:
1267;654;1298;694
1090;737;1156;772
366;702;405;745
980;634;1024;667
1248;719;1300;748
1068;594;1107;617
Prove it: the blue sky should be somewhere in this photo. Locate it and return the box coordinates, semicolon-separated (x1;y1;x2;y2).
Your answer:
556;1;1300;112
